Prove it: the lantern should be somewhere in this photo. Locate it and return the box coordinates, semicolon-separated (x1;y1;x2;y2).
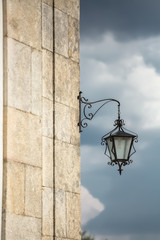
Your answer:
102;119;138;175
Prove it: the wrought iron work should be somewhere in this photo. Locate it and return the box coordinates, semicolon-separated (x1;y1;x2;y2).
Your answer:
101;118;138;175
77;91;121;132
78;91;138;175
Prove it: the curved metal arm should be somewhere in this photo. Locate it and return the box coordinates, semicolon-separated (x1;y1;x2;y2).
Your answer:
77;91;121;132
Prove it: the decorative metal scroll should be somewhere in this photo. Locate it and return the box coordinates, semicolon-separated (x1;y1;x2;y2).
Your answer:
108;160;133;175
77;91;138;175
101;122;138;175
77;91;121;132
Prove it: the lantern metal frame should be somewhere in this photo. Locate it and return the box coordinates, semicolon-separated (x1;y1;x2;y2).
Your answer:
101;119;138;175
78;91;138;175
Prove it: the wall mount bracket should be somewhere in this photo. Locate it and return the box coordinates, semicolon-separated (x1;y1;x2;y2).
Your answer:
77;91;121;133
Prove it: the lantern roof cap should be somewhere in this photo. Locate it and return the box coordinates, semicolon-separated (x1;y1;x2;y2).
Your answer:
105;129;137;139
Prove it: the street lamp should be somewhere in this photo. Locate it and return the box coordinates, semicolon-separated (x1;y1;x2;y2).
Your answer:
78;92;138;175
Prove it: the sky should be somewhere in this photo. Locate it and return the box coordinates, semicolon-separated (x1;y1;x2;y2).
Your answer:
80;1;160;240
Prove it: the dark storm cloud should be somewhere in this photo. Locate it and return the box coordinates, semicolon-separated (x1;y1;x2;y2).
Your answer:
83;157;160;236
80;0;160;40
85;164;160;235
81;128;160;236
80;2;160;239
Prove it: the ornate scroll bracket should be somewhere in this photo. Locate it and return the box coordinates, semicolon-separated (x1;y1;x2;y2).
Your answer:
77;91;121;133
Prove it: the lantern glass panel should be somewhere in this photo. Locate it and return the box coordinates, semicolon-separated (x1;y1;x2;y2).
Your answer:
106;138;115;160
114;137;132;160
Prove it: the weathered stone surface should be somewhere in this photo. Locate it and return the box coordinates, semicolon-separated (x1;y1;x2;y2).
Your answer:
66;192;81;239
68;0;80;20
4;213;41;240
42;237;53;240
42;136;53;188
7;0;41;49
42;49;53;100
55;9;68;57
3;161;25;215
68;16;80;62
25;165;41;218
42;3;53;52
55;189;66;237
4;107;42;167
55;54;68;105
70;107;80;146
55;103;80;145
55;54;79;109
43;0;53;6
42;187;54;236
55;0;80;20
7;38;31;112
42;98;53;138
55;238;76;240
55;140;80;193
54;0;67;12
3;1;81;239
31;50;42;116
69;59;80;86
55;103;70;143
68;59;80;109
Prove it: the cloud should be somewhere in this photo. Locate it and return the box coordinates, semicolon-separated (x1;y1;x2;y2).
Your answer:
130;233;160;240
81;145;106;172
81;131;160;237
95;234;131;240
94;233;160;240
81;0;160;41
80;30;160;240
81;186;105;225
81;34;160;131
80;4;160;238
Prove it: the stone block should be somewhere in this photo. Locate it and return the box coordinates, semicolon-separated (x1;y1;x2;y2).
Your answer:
55;0;80;20
55;9;68;57
55;103;70;143
66;192;81;239
7;0;41;49
42;98;53;138
55;140;80;193
68;59;80;109
7;38;31;112
42;187;54;236
54;0;67;12
42;3;53;52
55;54;68;105
55;103;80;146
4;213;41;240
42;237;53;240
31;49;42;116
68;0;80;20
43;0;53;6
69;59;80;85
68;16;80;62
42;136;53;188
25;165;41;218
4;107;42;167
70;107;80;146
42;49;53;100
55;189;66;237
55;54;79;109
3;161;25;215
55;239;75;240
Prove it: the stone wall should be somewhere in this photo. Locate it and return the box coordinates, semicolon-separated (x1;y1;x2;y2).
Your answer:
54;0;81;239
2;0;80;239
